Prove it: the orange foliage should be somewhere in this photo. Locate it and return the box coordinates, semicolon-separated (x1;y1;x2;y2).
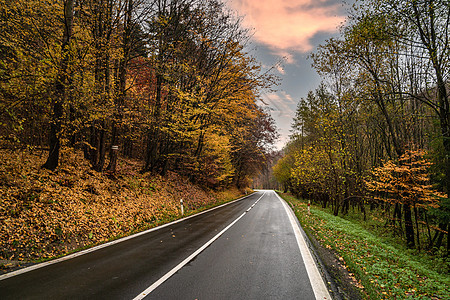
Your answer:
366;150;446;209
0;149;242;264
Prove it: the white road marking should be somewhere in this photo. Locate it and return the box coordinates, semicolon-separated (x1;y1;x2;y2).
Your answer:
274;191;331;300
0;192;258;281
132;192;266;300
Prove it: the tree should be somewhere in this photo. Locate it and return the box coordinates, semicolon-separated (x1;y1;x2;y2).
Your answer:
1;0;277;191
377;0;450;199
230;107;278;189
366;149;444;248
0;0;61;150
273;0;448;253
107;0;148;172
273;150;295;193
42;0;75;170
140;0;277;186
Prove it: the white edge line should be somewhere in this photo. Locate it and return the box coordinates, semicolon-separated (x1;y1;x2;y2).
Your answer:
274;191;331;300
132;191;266;300
0;192;258;281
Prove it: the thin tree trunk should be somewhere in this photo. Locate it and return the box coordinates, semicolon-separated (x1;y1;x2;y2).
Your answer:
95;121;107;172
404;203;415;248
107;0;132;172
393;202;402;236
425;211;433;248
144;73;163;172
414;205;420;251
360;200;366;221
107;125;119;172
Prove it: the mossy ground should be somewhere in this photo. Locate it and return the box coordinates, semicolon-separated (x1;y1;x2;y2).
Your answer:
279;192;450;300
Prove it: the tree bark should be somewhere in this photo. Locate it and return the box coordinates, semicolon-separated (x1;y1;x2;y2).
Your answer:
144;73;163;172
107;0;133;172
393;202;402;236
414;205;420;251
42;0;74;170
404;203;415;248
411;0;450;248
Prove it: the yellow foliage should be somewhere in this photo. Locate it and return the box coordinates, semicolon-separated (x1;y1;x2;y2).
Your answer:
0;148;242;264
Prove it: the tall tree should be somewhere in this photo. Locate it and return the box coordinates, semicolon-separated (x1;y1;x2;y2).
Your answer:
107;0;147;172
42;0;75;170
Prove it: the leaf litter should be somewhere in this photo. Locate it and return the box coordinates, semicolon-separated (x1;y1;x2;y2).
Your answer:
0;148;243;270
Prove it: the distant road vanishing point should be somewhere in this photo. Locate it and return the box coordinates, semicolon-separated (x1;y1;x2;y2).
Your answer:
1;190;331;300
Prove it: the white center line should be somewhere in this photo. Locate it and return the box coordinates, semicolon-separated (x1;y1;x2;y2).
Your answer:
0;192;257;282
132;192;266;300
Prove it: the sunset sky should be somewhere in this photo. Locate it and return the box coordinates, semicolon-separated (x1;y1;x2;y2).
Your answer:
226;0;350;149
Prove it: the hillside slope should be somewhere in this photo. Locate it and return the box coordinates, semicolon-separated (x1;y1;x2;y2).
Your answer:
0;148;244;271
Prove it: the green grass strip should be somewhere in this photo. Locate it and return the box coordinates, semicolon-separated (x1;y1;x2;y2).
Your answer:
279;193;450;300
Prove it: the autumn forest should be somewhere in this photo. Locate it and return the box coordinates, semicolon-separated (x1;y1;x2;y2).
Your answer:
1;0;278;188
273;0;449;256
0;0;449;278
0;0;280;262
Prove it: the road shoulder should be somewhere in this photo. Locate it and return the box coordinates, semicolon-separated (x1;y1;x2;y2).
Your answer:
278;191;363;300
274;191;332;299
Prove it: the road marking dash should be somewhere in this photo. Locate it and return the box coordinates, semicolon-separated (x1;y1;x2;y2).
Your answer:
0;192;259;281
132;192;266;299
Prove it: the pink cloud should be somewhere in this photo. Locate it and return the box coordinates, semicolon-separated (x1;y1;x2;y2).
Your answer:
228;0;345;55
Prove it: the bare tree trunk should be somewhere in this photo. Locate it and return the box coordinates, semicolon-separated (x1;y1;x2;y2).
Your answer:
107;0;133;172
404;203;415;248
42;0;74;170
393;203;402;236
144;73;163;172
414;205;420;251
95;121;107;172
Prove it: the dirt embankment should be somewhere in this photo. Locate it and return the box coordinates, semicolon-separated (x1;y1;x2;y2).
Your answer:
0;148;243;271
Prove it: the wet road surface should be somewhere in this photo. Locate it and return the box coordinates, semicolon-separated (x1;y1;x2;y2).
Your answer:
0;190;330;299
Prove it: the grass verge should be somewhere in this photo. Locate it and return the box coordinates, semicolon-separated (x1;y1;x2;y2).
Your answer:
278;192;450;300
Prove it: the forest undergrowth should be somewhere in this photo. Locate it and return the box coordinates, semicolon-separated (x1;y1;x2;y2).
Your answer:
280;192;450;300
0;148;244;271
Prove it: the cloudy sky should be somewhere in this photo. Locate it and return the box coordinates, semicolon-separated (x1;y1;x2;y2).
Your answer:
226;0;350;149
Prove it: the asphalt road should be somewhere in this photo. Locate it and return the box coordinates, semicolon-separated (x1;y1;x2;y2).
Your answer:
0;190;331;299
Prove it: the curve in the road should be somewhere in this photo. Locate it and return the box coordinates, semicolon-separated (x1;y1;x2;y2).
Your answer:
1;190;332;300
133;192;266;299
0;192;256;282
